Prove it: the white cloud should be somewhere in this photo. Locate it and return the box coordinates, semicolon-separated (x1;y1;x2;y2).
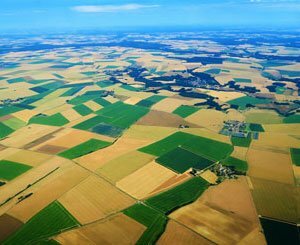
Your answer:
72;4;160;13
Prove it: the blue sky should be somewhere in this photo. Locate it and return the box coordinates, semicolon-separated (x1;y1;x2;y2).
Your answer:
1;0;300;32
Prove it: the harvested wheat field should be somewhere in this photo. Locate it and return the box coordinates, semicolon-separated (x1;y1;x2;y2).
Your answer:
151;98;185;113
136;110;197;128
185;109;226;132
0;124;59;148
35;144;68;154
199;177;259;223
200;170;218;184
124;125;177;143
3;149;52;167
96;150;155;183
59;175;134;224
12;109;38;123
263;123;300;135
116;161;177;199
76;137;152;171
6;162;89;222
157;220;213;245
148;173;191;197
231;146;249;161
251;132;300;150
61;109;82;122
247;148;295;184
170;202;256;244
55;213;146;244
0;214;23;242
33;128;113;150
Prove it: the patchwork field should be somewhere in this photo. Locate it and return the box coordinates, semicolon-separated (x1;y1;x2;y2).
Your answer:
55;213;146;244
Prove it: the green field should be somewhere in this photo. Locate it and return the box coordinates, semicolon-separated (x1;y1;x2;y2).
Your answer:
120;84;141;91
172;105;199;118
93;97;111;107
4;201;80;244
234;78;252;83
228;96;271;109
29;113;69;126
96;80;115;88
204;68;221;75
2;117;26;130
139;132;233;161
73;104;93;116
58;138;111;159
231;134;252;147
0;160;32;181
290;148;300;166
0;122;14;139
249;123;264;132
283;114;300;124
222;156;248;173
259;217;299;245
68;94;99;105
123;203;167;245
136;95;166;108
156;147;214;173
91;123;123;137
145;177;209;214
95;101;149;129
73;115;109;130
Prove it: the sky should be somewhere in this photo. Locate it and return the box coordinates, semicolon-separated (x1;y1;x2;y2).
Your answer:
0;0;300;32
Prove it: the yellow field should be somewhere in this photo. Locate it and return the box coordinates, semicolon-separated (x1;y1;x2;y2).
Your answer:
247;148;294;184
170;202;255;244
12;109;38;123
263;123;300;135
185;109;225;132
200;170;218;184
96;150;155;183
55;213;146;244
181;127;231;144
3;149;52;167
60;109;82;122
124;97;143;105
0;124;59;148
31;128;114;150
84;100;103;111
231;146;249;160
59;175;134;224
75;135;155;171
151;98;185;113
158;220;213;245
116;161;177;199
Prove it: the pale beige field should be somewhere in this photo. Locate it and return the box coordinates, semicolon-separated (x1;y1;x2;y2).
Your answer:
61;109;82;122
84;100;103;111
151;98;185;113
136;110;197;128
5;162;89;222
96;150;155;183
158;220;213;245
3;149;52;167
185;109;225;132
55;213;146;245
12;109;38;123
231;146;249;160
170;202;256;244
247;148;295;184
59;175;134;224
75;136;156;171
199;177;259;223
263;123;300;135
0;124;59;148
116;161;177;199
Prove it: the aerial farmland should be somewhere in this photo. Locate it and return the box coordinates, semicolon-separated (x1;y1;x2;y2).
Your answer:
0;30;299;245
